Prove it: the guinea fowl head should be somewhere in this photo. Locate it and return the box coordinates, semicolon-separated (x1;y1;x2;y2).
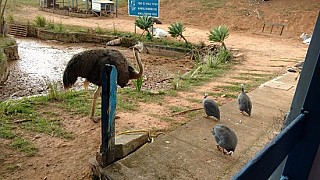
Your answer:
241;84;245;92
204;93;208;99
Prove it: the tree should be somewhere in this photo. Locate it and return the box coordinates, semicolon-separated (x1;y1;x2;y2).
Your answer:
168;22;189;46
209;26;229;50
135;15;153;39
0;0;8;36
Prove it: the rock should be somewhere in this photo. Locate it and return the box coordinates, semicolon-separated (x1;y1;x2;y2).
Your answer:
0;55;9;85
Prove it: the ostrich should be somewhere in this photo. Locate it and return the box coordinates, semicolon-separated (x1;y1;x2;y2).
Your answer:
63;42;144;121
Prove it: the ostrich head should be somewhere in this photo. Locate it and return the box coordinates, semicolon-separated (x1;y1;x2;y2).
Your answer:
133;41;144;53
129;42;144;80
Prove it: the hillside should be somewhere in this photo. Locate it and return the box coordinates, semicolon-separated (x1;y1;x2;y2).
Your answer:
116;0;319;37
6;0;320;38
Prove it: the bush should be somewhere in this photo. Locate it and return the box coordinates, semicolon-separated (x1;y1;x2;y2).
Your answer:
34;15;46;27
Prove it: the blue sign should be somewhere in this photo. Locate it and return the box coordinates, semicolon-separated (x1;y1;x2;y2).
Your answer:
128;0;160;18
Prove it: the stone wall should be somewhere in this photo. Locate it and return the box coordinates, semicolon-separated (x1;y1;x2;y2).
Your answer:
4;45;19;61
27;25;137;47
0;37;19;85
0;54;9;85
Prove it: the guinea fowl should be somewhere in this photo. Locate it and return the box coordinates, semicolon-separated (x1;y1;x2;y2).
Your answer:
203;94;220;120
237;84;252;116
211;124;238;155
63;42;144;121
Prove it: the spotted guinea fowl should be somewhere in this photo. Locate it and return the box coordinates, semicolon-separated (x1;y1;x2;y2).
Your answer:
238;84;252;116
211;124;238;155
203;94;220;120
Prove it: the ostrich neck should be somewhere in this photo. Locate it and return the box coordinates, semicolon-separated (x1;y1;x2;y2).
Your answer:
130;48;144;79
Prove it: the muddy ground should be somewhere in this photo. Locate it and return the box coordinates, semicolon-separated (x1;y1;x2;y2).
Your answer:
0;38;194;101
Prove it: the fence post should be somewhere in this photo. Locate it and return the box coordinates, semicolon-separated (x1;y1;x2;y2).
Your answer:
96;64;117;167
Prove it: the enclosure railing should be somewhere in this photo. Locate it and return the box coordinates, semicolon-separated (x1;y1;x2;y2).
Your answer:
233;11;320;180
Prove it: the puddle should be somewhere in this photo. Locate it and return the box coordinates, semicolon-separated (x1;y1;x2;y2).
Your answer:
0;37;95;101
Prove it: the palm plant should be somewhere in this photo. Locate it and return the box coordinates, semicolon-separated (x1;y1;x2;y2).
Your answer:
135;15;153;39
168;22;189;46
209;26;229;50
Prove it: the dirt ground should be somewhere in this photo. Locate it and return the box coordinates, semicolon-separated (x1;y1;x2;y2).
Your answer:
0;1;315;179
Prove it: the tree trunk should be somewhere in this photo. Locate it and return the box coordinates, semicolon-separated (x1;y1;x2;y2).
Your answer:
222;42;227;50
181;35;190;47
0;0;8;36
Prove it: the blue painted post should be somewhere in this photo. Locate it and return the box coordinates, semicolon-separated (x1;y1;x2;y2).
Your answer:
98;64;117;167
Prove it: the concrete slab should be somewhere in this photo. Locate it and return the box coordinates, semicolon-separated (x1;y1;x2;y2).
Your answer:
114;132;149;160
99;72;298;179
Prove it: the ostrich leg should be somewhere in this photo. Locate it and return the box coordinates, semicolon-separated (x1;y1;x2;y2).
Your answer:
91;86;102;122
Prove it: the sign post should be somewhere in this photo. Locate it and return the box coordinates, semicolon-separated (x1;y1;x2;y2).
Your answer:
128;0;160;17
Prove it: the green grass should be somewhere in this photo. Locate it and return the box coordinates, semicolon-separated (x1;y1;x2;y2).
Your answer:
56;90;92;115
21;118;72;139
6;163;21;173
10;137;38;156
0;91;77;155
117;88;166;111
178;64;231;91
169;106;187;113
239;72;274;77
0;36;17;47
187;109;202;118
200;0;226;8
0;123;16;139
207;92;238;99
186;98;202;104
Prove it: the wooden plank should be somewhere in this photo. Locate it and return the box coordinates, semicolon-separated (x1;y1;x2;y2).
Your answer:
8;24;28;37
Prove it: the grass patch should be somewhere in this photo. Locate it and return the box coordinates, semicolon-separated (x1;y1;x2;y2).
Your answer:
239;72;274;77
0;123;16;139
0;93;75;141
117;88;165;112
216;84;242;93
186;98;202;104
10;137;38;156
200;0;226;8
21;118;72;139
207;92;238;99
178;64;230;91
57;90;92;115
187;109;202;118
6;164;21;173
169;106;187;113
0;36;17;47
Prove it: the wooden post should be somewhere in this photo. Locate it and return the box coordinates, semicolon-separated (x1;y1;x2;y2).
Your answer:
96;64;117;167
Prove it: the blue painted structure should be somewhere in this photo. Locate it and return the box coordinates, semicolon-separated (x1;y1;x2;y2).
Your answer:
99;64;117;167
233;12;320;180
128;0;159;17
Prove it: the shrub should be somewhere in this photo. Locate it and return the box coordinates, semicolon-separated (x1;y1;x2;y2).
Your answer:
34;15;46;27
